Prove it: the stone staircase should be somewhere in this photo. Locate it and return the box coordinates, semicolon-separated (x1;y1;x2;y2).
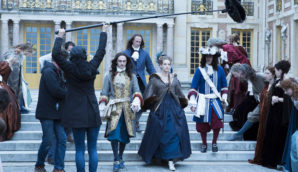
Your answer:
0;88;257;171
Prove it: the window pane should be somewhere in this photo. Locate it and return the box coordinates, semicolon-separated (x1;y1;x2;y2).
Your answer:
190;28;211;74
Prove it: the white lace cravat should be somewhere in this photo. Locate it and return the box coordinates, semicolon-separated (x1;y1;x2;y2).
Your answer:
131;46;140;61
206;64;214;76
114;67;126;88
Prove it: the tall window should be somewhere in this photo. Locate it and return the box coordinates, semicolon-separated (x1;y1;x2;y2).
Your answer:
25;24;52;73
190;28;212;74
241;0;254;16
276;26;282;61
75;26;103;89
276;0;282;12
191;0;213;15
24;24;53;88
232;29;253;63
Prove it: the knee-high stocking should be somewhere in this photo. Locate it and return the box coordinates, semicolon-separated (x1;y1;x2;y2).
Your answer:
200;132;207;145
212;128;220;144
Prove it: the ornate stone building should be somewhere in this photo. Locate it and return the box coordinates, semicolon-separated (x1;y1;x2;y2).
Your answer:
0;0;297;89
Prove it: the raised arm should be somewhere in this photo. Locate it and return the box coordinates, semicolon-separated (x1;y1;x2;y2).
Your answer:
52;29;72;72
90;24;108;69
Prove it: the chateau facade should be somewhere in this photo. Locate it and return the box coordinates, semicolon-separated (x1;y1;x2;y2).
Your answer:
0;0;297;88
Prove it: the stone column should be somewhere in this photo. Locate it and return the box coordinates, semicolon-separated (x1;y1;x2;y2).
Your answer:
156;23;163;53
1;19;9;54
166;23;174;59
116;23;123;52
65;21;72;42
104;26;113;74
13;19;20;46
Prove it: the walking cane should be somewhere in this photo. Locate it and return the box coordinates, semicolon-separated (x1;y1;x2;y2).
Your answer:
55;0;246;34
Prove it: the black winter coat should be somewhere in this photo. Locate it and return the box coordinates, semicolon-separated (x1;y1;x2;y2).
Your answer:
36;61;67;120
52;32;107;128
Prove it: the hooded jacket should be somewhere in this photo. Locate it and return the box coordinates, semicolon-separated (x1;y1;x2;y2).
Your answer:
52;32;107;128
36;61;66;120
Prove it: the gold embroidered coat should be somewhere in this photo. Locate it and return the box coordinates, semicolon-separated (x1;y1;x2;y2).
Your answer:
99;72;142;137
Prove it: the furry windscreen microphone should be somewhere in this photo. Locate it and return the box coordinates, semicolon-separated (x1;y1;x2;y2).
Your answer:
225;0;246;23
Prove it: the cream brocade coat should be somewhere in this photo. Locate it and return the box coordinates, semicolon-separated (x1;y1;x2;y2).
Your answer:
99;72;142;137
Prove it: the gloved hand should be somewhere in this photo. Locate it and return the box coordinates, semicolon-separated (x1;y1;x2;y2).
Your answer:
99;102;106;118
131;97;141;113
189;95;197;112
222;93;228;106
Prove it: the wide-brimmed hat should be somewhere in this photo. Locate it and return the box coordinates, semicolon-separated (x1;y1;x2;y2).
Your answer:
199;46;220;56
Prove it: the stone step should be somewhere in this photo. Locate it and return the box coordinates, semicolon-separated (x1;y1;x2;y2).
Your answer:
0;150;254;162
21;113;234;123
18;121;234;131
11;130;238;141
0;140;256;151
25;103;224;113
4;161;277;172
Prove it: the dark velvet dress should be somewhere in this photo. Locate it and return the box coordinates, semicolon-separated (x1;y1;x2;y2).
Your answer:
138;74;191;164
227;76;248;111
262;81;289;168
229;94;259;140
249;84;269;164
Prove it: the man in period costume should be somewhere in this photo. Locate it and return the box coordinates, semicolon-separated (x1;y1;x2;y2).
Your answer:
188;46;228;153
123;34;156;132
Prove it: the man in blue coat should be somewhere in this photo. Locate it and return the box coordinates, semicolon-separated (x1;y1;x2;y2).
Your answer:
123;34;156;132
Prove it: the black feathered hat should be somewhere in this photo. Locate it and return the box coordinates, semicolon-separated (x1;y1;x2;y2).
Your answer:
225;0;246;23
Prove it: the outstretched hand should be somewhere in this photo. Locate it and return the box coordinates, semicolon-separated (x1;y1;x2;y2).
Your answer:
102;23;110;32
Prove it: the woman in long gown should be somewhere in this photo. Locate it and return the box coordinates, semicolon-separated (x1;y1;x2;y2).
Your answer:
138;55;191;171
248;66;275;164
261;60;291;169
99;52;142;172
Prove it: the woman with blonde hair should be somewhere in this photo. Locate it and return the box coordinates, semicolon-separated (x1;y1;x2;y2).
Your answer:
139;55;191;171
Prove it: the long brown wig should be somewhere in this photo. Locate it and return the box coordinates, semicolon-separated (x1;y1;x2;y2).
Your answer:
126;34;145;49
200;53;220;70
111;52;133;80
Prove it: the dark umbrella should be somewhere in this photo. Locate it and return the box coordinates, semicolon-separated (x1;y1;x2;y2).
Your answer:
55;0;247;34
